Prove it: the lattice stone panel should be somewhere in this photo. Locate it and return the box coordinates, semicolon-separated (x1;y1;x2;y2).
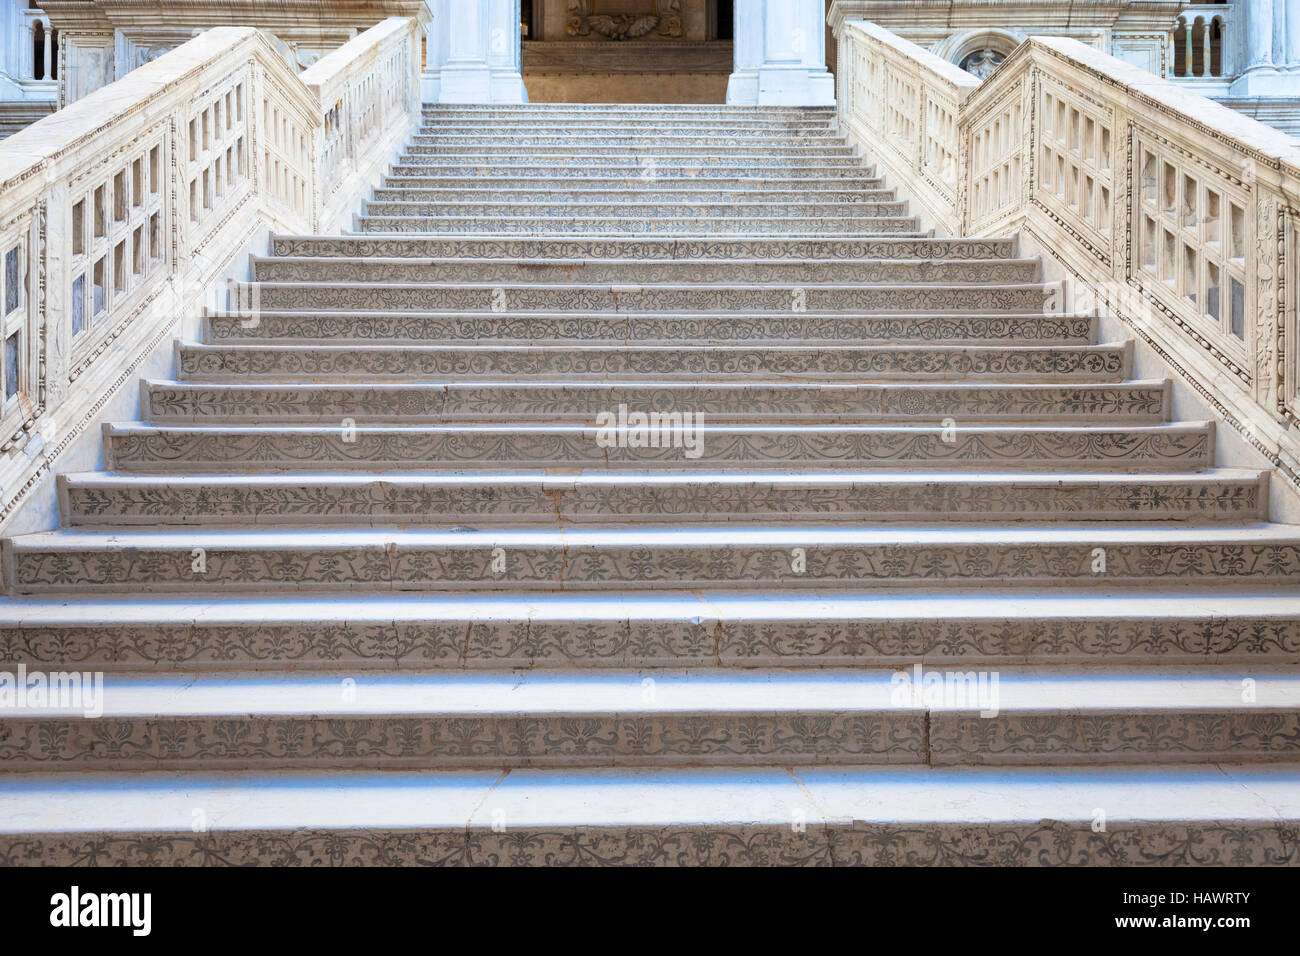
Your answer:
1037;82;1114;259
967;81;1025;231
886;67;919;161
69;135;166;347
187;78;250;231
1134;133;1250;354
260;87;312;222
924;94;961;188
0;224;28;413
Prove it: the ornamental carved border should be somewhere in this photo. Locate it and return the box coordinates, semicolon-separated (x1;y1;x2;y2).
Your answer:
566;0;684;41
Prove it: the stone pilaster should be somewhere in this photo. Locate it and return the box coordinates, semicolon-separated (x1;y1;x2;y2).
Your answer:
424;0;527;104
727;0;834;106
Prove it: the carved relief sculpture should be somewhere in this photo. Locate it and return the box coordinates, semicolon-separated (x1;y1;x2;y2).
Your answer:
566;0;684;40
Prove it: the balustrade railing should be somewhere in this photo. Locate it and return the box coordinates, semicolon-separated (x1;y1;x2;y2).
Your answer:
1172;4;1232;78
835;17;1300;492
21;9;57;84
0;17;421;530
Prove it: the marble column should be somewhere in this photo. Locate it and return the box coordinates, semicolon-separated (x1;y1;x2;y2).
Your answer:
0;0;22;86
424;0;527;104
727;0;834;106
1287;0;1300;68
1230;0;1290;92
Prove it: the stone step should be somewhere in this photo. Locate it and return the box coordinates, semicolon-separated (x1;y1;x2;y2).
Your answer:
234;281;1055;315
395;154;866;169
102;421;1211;472
250;255;1037;286
13;521;1291;594
386;164;882;182
400;145;861;160
353;214;925;236
0;665;1297;770
383;174;885;192
141;380;1170;426
418;112;835;123
177;341;1126;382
203;309;1097;347
266;234;1009;262
2;588;1294;671
59;469;1267;528
413;125;839;139
408;133;851;148
415;114;837;127
2;763;1296;865
371;186;899;204
362;200;912;220
419;104;837;118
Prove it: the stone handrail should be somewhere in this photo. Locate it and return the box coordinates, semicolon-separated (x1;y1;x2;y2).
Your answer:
834;18;1300;496
0;17;421;532
835;20;980;236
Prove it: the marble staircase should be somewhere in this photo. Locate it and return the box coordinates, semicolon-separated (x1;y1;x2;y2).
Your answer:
1;103;1298;866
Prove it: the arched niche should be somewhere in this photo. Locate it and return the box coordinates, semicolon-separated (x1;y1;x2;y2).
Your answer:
934;28;1022;80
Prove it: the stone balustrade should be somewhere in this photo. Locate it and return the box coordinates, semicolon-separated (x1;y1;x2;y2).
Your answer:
0;17;421;532
835;17;1300;495
21;9;57;83
1172;4;1231;79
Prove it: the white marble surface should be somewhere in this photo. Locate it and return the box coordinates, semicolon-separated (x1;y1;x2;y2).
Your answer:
14;665;1300;718
1;764;1298;832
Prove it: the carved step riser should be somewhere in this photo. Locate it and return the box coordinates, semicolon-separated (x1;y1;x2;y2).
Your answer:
203;312;1097;346
103;425;1211;473
418;107;832;117
354;216;925;235
6;821;1297;866
8;613;1294;671
62;476;1264;527
363;201;912;219
143;383;1169;426
250;258;1042;286
372;188;898;204
417;120;839;129
178;344;1124;382
394;156;867;169
408;136;852;148
382;175;885;190
3;708;1296;770
386;165;880;181
266;236;1014;262
235;283;1055;315
7;539;1290;595
415;121;840;131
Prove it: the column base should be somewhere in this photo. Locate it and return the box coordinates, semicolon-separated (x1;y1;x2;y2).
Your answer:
725;70;758;105
1230;69;1294;97
727;67;835;106
426;65;529;104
